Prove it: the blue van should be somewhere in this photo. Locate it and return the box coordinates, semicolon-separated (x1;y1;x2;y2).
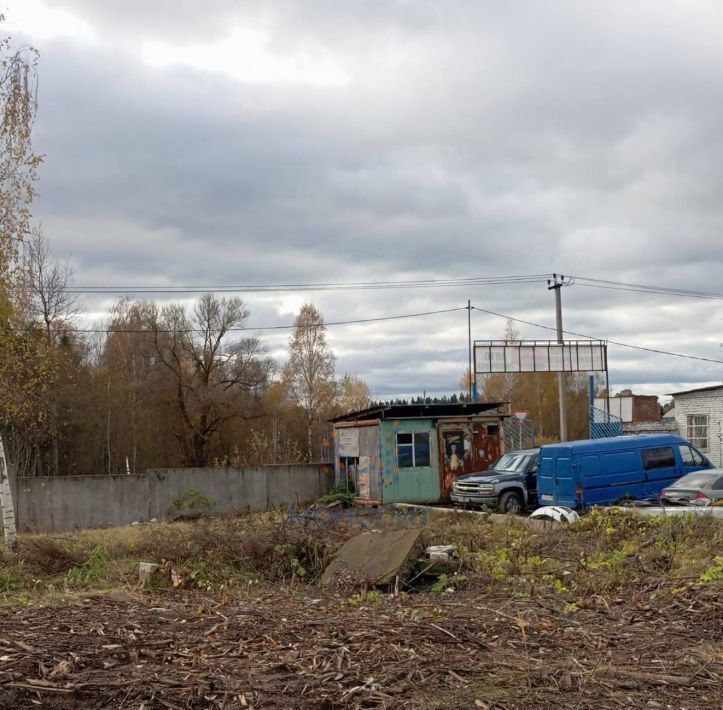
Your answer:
538;435;712;508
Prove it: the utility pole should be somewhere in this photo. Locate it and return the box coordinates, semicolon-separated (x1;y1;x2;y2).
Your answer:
467;299;473;402
548;274;568;442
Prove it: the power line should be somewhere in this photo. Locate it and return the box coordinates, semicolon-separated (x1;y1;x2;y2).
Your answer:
74;306;468;334
61;272;723;301
65;274;549;294
64;298;723;367
570;275;723;300
471;306;723;365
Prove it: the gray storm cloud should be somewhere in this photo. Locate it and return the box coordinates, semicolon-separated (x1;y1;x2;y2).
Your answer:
11;0;723;397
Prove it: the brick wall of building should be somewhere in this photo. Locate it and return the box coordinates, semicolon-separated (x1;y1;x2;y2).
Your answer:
673;390;723;467
632;395;661;422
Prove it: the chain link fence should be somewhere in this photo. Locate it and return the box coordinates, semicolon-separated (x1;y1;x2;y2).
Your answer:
504;418;536;451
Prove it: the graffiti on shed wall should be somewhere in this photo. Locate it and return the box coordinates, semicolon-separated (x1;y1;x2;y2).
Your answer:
438;421;502;498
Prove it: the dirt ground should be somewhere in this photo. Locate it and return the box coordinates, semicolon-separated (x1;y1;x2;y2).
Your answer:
0;508;720;708
0;584;720;709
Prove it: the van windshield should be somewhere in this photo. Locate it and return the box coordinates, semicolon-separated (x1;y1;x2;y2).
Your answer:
492;454;531;472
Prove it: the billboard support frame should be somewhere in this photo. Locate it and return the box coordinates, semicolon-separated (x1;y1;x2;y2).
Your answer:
473;339;610;425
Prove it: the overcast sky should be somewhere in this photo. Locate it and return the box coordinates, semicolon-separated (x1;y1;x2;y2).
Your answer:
5;0;723;400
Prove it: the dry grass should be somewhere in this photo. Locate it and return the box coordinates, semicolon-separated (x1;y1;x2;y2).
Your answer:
0;506;720;603
0;507;720;708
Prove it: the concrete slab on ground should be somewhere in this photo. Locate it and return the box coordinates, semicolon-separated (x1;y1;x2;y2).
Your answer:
321;528;424;587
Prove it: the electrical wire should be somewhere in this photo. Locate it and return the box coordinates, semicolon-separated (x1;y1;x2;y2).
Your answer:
471;306;723;365
61;272;723;301
65;274;549;294
73;306;468;334
570;275;723;300
65;298;723;367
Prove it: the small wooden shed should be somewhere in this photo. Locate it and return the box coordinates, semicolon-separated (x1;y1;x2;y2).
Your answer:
330;402;508;504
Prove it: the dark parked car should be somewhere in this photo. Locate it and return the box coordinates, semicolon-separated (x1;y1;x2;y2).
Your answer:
451;449;539;514
661;469;723;506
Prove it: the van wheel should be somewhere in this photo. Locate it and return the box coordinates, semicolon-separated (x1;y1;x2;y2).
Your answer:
498;491;523;515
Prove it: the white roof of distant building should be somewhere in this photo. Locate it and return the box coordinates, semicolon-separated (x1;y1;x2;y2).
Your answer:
668;384;723;397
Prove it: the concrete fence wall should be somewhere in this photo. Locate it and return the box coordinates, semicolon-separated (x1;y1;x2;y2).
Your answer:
12;463;333;533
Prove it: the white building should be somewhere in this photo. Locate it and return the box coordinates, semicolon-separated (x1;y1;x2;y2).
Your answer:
669;384;723;467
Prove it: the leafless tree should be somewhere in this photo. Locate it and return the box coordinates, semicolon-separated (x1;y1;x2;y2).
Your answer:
24;230;80;337
151;293;272;467
17;231;79;474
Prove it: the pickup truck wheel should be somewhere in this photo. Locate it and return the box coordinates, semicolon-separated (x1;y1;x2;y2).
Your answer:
498;491;523;515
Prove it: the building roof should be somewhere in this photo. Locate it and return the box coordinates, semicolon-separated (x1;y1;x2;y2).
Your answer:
667;384;723;397
330;401;507;423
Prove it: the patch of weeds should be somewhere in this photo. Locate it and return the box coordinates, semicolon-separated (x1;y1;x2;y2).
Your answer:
545;576;569;595
290;556;307;578
348;589;385;607
698;556;723;585
66;546;109;587
586;548;628;571
472;549;512;583
20;536;82;575
170;490;212;520
183;560;221;592
318;484;355;506
431;572;467;595
0;564;24;593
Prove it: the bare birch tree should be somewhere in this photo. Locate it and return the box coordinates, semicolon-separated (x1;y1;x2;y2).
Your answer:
283;304;335;461
0;24;41;315
22;231;79;474
0;433;16;554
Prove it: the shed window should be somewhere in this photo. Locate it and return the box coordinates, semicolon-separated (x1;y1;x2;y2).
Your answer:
641;446;675;471
686;414;708;451
396;432;431;468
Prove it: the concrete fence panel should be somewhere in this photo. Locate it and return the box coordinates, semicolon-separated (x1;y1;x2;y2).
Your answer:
266;463;334;507
8;463;331;533
16;475;151;533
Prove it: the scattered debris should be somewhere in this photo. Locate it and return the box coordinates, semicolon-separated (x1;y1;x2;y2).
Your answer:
0;588;719;709
529;506;580;523
417;544;462;577
138;561;161;587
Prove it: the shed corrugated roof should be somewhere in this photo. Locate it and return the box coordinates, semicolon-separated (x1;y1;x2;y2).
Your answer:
330;401;507;423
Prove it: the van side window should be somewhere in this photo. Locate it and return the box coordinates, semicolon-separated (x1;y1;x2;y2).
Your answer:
679;445;705;467
678;445;694;466
641;447;675;470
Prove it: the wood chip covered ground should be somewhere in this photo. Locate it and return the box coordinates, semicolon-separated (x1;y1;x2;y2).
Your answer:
0;507;720;708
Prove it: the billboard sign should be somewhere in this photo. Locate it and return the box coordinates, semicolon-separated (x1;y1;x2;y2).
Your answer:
475;340;607;374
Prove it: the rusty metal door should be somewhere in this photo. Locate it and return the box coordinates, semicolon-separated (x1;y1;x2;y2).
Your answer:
473;425;501;471
438;421;502;499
